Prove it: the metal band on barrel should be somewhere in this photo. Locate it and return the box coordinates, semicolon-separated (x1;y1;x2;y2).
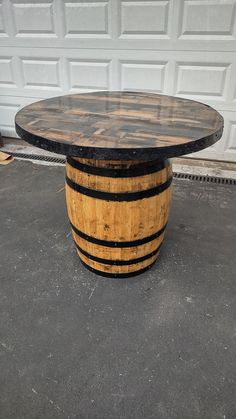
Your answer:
80;258;157;278
70;221;166;248
75;241;162;266
67;156;170;178
66;175;172;202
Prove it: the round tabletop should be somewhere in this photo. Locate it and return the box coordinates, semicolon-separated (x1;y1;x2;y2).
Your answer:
15;91;223;161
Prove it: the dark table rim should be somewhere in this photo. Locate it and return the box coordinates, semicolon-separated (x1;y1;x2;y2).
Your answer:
15;121;223;161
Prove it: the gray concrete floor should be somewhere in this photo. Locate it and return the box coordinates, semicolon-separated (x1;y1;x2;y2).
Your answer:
0;160;236;419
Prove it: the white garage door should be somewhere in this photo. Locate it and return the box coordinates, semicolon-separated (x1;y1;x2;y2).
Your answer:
0;0;236;161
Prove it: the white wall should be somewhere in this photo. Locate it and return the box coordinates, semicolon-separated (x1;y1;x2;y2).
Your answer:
0;0;236;161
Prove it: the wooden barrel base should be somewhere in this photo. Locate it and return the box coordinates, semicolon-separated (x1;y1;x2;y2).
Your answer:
65;157;172;278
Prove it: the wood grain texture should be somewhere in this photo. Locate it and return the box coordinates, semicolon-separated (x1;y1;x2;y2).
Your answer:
15;91;223;160
66;157;172;277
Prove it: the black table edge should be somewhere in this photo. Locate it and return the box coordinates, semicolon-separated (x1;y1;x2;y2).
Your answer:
15;122;223;161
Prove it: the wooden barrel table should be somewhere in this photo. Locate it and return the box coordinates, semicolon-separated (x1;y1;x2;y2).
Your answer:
15;91;223;278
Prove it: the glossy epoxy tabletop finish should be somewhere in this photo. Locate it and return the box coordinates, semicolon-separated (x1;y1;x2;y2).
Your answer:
15;91;223;160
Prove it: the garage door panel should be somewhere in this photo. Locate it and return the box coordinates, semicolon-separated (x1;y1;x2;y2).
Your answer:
120;60;167;93
179;0;236;39
120;0;170;38
174;63;230;100
68;59;111;91
0;57;16;87
0;2;6;36
21;58;61;90
11;0;56;38
64;0;111;38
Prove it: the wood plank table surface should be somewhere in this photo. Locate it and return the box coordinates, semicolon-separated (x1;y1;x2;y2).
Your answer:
15;91;224;278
